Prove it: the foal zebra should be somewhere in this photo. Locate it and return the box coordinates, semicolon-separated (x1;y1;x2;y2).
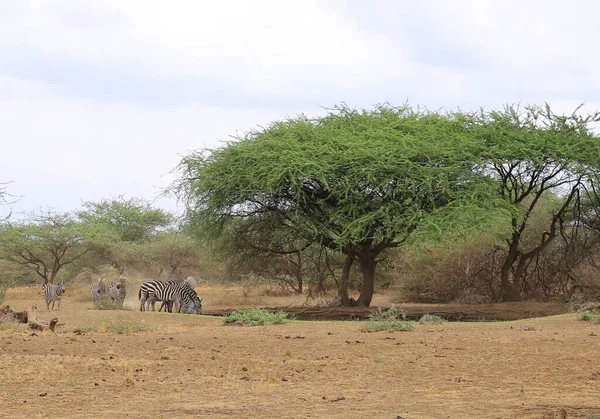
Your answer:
90;278;107;305
138;280;202;314
108;279;126;308
42;280;65;311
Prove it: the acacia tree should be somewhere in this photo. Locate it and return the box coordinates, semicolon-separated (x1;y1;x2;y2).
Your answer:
471;104;600;301
0;211;99;284
172;104;504;306
76;196;174;273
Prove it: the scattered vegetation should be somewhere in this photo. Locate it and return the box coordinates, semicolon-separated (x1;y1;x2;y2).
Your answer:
4;103;600;306
223;308;289;326
91;295;131;311
577;312;596;321
71;315;156;334
363;306;415;332
103;316;155;334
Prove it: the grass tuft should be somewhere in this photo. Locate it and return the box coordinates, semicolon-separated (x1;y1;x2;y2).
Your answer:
91;295;131;311
223;308;288;326
577;312;595;321
364;305;415;332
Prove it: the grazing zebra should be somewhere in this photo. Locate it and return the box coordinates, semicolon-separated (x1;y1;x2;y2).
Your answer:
139;280;202;314
90;278;107;305
42;280;65;311
108;279;126;308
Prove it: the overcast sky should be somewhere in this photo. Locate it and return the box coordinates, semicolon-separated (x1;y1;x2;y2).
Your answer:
2;0;600;219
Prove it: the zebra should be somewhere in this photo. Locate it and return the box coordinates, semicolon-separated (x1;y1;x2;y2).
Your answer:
159;285;202;314
139;280;202;314
90;278;107;305
108;279;127;308
42;280;65;311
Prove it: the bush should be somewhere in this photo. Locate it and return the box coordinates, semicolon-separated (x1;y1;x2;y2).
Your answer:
223;308;288;326
578;312;595;321
363;306;415;332
91;295;130;311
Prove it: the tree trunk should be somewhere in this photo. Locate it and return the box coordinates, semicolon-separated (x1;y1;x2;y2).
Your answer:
500;260;521;301
338;254;354;307
500;234;522;302
356;250;377;307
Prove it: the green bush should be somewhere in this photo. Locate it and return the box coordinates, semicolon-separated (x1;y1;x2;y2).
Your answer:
577;312;595;321
91;295;130;311
363;305;415;332
223;308;288;326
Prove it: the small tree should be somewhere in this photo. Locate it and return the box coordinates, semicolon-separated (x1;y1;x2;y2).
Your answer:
472;104;600;301
0;211;98;284
172;104;505;306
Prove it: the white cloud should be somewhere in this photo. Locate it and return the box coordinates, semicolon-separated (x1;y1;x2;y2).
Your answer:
1;0;600;217
0;79;321;217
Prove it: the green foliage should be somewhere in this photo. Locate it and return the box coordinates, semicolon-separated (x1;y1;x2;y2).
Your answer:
75;197;175;275
468;104;600;300
223;308;289;326
175;104;504;248
77;196;173;242
368;305;407;322
577;312;594;321
0;211;103;284
364;305;415;332
419;314;444;324
172;104;511;306
363;306;415;332
91;295;129;311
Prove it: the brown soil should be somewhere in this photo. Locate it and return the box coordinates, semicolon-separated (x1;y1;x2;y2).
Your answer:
1;289;599;418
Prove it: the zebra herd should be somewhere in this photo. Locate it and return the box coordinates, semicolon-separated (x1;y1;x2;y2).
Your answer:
90;277;202;315
138;279;202;314
41;277;202;315
90;277;127;308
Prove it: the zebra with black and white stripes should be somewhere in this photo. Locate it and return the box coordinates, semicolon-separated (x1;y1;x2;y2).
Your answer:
42;280;66;311
139;280;202;314
90;278;107;305
108;278;126;308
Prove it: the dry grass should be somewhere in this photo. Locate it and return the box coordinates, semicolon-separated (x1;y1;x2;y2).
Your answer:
1;286;599;418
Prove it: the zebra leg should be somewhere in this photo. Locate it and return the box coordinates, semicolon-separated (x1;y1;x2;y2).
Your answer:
57;298;61;311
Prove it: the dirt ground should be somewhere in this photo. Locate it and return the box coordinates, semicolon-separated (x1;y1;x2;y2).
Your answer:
1;287;600;418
